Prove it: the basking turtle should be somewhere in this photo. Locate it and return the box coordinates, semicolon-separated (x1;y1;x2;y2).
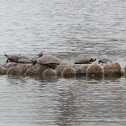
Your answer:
99;58;112;64
4;54;20;63
17;54;31;63
74;55;96;64
18;55;30;60
31;52;43;65
37;55;61;69
18;58;32;63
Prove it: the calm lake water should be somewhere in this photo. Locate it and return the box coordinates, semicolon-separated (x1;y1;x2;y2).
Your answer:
0;0;126;125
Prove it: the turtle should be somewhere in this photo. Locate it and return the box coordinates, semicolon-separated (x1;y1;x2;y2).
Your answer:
37;55;61;69
15;54;31;63
18;55;30;60
31;52;43;65
18;58;32;63
98;58;112;64
74;55;96;64
4;54;20;63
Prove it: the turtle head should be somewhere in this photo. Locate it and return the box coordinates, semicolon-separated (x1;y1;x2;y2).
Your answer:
90;58;96;63
98;60;102;64
4;54;8;58
32;60;37;65
37;52;43;57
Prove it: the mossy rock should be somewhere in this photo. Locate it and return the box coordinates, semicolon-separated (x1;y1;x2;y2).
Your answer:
4;63;17;69
86;64;103;77
61;67;76;78
25;67;38;76
7;66;22;76
42;69;57;77
55;65;65;76
103;63;122;77
0;66;7;75
17;64;32;75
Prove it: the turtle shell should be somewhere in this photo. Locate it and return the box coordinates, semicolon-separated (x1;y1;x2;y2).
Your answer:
99;58;112;63
37;55;61;65
18;58;32;63
18;55;30;60
74;56;94;64
4;54;20;62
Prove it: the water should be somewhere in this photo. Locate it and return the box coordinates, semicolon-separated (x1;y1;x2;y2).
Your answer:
0;0;126;125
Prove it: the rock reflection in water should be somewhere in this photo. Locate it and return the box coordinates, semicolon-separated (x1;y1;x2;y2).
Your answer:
56;78;126;126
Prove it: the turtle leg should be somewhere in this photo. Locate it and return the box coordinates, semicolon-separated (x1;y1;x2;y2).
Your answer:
48;64;56;69
6;59;9;63
32;61;37;65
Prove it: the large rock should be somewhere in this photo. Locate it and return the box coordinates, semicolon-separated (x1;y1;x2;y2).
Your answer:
103;63;122;77
7;66;22;76
61;67;76;78
25;67;38;76
42;69;57;77
86;64;103;77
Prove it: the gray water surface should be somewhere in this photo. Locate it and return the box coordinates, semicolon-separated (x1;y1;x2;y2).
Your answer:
0;0;126;125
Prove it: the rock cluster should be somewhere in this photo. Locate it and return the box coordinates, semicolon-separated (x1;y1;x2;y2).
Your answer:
0;62;125;78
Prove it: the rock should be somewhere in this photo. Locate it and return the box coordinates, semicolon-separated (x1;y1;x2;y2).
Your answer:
86;64;103;77
7;66;22;76
61;67;76;78
16;64;32;75
25;67;38;76
0;66;7;75
3;62;17;69
42;69;57;77
55;65;66;76
35;63;50;74
103;63;122;77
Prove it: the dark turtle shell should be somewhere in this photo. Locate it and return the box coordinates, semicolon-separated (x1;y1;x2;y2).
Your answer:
4;54;20;62
18;55;30;60
37;55;61;69
74;56;96;64
99;58;112;63
18;58;32;63
37;55;61;65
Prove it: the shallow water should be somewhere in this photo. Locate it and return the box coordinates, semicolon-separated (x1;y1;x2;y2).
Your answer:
0;0;126;125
